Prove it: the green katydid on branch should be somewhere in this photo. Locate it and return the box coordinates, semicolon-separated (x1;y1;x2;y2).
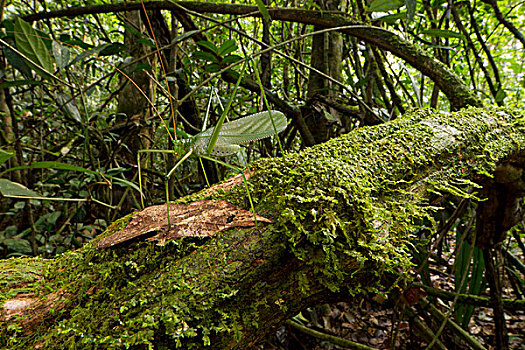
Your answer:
162;109;288;191
138;110;288;210
191;110;288;156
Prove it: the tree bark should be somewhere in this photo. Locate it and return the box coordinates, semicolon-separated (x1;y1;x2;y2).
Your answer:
1;107;524;349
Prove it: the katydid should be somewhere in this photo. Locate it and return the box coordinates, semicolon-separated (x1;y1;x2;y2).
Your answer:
137;110;288;226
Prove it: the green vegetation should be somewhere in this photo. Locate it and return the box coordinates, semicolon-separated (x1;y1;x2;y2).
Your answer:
0;0;524;349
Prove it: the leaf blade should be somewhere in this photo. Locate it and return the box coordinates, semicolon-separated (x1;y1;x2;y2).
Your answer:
254;0;271;23
14;17;54;77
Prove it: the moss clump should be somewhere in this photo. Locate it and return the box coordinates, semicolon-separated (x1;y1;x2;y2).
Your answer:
225;106;525;294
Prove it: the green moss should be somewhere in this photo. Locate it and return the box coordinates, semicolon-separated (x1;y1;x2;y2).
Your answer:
225;106;524;294
0;257;47;305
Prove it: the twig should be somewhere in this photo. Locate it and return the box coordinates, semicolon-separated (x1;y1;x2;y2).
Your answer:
286;319;377;350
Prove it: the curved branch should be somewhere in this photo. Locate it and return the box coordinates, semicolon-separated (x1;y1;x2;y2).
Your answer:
20;1;481;109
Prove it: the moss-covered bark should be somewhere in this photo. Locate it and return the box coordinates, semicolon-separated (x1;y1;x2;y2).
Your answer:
1;107;524;349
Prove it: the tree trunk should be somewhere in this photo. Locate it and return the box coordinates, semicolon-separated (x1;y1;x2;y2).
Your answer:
305;0;344;144
1;107;524;349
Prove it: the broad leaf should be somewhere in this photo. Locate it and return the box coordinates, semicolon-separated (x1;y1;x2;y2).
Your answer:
405;0;416;22
99;43;128;56
495;88;507;103
421;29;466;42
369;0;404;12
0;178;90;202
1;161;140;193
173;30;200;43
2;238;32;255
193;51;219;63
14;17;54;78
196;41;218;54
136;38;156;48
218;40;238;57
222;54;243;64
204;63;221;73
0;149;14;166
2;36;33;78
0;80;45;89
52;41;70;70
0;178;41;198
377;12;406;24
56;93;82;123
254;0;271;23
69;43;114;66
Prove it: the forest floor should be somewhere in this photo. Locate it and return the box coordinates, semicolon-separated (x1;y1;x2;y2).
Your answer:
260;234;525;350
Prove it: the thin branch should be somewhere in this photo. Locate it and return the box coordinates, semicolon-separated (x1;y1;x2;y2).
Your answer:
481;0;525;48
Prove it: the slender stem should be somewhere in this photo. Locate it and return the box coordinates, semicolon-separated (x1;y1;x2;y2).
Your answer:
249;57;286;155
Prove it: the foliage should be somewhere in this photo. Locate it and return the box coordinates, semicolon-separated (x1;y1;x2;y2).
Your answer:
0;1;523;258
0;0;524;348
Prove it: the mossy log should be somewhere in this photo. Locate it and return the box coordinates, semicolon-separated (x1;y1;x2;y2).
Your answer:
1;107;524;349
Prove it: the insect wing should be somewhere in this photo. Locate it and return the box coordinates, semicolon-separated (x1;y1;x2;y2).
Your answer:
196;111;288;147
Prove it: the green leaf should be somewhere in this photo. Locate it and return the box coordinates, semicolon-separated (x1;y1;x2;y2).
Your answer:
254;0;271;23
2;19;14;37
0;80;45;89
218;40;238;57
431;0;446;8
120;22;145;38
99;43;128;56
14;17;54;78
7;161;90;174
3;36;33;78
2;238;33;254
35;28;53;50
369;0;404;12
204;63;221;73
1;161;140;193
421;29;466;42
196;41;218;54
0;178;41;198
495;88;507;103
173;30;200;43
56;93;82;123
69;43;114;66
405;0;417;22
66;38;93;50
52;41;70;70
222;55;243;65
136;38;156;48
193;51;219;63
0;149;14;166
377;12;406;24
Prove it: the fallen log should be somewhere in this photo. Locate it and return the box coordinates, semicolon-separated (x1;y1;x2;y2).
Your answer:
1;107;524;349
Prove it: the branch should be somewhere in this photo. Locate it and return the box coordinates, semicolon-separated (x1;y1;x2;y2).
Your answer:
481;0;525;49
